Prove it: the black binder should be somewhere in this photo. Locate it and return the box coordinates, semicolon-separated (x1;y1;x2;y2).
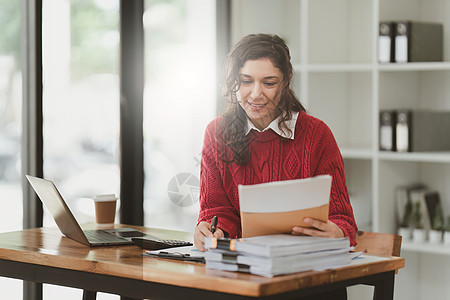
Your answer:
378;22;395;63
394;21;443;63
379;110;396;151
396;110;450;152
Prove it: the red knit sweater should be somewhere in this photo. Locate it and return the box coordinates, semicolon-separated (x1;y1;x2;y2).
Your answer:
198;111;358;245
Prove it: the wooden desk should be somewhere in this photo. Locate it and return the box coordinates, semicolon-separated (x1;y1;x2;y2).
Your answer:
0;225;404;300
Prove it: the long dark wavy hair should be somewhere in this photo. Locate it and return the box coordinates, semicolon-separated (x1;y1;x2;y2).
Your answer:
217;34;305;165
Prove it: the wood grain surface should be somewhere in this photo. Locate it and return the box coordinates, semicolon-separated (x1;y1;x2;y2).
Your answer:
0;225;405;297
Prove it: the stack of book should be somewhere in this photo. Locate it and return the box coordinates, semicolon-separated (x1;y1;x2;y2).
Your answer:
204;234;352;277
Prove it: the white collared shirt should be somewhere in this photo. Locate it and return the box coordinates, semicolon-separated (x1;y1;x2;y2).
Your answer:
245;111;299;140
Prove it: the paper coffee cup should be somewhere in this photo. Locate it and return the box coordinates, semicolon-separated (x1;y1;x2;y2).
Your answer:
93;194;118;227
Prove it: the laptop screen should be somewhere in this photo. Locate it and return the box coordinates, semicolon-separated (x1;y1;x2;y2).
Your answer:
26;175;90;246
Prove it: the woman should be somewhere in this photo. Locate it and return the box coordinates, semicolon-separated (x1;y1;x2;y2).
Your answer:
194;33;357;252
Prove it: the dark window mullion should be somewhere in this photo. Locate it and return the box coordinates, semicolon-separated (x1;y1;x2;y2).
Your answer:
21;0;44;298
21;0;43;229
216;0;231;114
119;0;144;225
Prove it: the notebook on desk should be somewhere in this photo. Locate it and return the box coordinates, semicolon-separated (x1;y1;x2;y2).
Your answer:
26;175;154;247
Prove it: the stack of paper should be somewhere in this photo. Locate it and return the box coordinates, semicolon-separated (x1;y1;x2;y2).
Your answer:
204;234;353;277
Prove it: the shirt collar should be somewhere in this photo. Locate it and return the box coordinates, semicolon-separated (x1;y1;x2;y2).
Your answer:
245;111;299;140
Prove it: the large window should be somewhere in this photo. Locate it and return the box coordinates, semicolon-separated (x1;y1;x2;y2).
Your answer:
0;0;22;230
42;0;120;299
1;1;219;298
42;0;120;227
143;0;216;232
0;0;23;298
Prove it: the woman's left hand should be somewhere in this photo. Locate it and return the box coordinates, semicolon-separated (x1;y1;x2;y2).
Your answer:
291;218;344;239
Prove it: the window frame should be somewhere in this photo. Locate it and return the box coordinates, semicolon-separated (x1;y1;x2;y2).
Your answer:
20;0;230;298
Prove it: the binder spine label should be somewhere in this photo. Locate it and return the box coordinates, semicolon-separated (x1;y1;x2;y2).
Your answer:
379;36;391;63
379;110;396;151
380;126;393;150
396;111;410;152
396;122;409;152
395;22;408;63
378;22;394;63
395;35;408;63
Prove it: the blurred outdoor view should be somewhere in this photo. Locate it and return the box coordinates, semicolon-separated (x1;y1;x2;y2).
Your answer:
142;0;216;232
0;0;23;298
42;0;121;231
0;0;216;299
0;0;22;231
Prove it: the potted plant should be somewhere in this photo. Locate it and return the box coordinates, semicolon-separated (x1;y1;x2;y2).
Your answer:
398;198;413;241
412;201;426;243
429;201;444;243
444;216;450;245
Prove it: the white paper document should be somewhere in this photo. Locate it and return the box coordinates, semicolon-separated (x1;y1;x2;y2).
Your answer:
238;174;332;213
238;175;332;237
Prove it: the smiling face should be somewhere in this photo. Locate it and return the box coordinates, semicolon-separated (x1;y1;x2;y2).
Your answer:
237;58;283;131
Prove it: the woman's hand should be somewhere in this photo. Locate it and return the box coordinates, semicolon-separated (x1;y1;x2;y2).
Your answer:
194;221;225;251
291;218;344;239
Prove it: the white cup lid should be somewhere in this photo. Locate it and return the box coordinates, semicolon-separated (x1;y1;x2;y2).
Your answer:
93;194;118;202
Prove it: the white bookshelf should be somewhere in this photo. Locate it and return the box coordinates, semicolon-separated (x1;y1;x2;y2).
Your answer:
379;61;450;71
231;0;450;299
379;151;450;163
403;241;450;256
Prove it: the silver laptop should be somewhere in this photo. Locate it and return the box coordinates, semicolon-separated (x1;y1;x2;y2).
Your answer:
26;175;150;247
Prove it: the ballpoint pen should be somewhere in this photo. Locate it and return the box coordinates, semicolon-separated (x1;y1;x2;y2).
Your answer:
211;216;218;234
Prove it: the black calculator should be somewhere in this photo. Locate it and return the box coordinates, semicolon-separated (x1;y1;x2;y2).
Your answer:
131;237;193;250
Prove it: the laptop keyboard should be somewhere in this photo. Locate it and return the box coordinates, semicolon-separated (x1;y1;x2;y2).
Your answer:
84;230;128;243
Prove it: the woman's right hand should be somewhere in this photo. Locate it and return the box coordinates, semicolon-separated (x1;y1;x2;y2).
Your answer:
194;221;224;251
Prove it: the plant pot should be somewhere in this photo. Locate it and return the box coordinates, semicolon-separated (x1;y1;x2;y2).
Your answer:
444;231;450;246
398;227;412;242
428;230;443;244
413;228;427;243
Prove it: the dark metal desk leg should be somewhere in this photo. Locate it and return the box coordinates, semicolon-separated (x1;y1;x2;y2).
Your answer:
23;281;42;300
373;271;395;300
82;291;139;300
82;290;97;300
